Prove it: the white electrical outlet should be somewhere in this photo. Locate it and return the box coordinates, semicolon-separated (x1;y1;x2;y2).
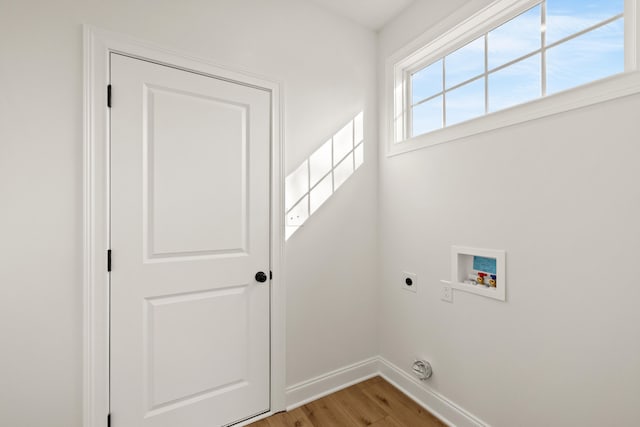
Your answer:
401;272;417;293
441;285;453;302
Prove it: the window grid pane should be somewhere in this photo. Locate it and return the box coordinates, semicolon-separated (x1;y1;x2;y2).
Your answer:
446;78;485;126
546;0;624;44
546;17;624;95
488;5;542;70
445;36;485;89
489;54;542;112
406;0;625;139
411;60;443;104
412;96;443;137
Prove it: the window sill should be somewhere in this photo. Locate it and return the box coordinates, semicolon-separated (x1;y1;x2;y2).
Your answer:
386;70;640;157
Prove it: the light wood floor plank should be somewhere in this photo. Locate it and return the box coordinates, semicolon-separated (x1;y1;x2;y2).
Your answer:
362;381;445;427
280;407;315;427
302;394;357;425
370;415;404;427
247;376;445;427
332;386;388;426
257;407;314;427
263;412;287;427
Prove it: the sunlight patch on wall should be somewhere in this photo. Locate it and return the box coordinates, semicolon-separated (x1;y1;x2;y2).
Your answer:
285;112;364;240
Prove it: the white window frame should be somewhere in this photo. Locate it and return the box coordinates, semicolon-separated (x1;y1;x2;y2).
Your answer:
385;0;640;156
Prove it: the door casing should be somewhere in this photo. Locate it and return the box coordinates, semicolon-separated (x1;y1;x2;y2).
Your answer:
83;26;285;427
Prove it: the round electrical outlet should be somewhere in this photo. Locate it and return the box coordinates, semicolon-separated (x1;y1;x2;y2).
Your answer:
412;360;432;381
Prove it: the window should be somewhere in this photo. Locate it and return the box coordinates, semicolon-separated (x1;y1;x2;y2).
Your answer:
389;0;640;154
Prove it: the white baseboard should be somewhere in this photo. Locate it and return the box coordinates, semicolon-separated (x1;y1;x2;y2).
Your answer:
377;357;488;427
284;356;489;427
285;357;379;410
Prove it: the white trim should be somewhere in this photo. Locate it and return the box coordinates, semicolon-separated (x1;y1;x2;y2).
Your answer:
283;356;489;427
385;0;640;157
377;357;488;427
625;0;639;70
83;27;110;427
285;357;379;410
83;26;286;427
401;0;541;76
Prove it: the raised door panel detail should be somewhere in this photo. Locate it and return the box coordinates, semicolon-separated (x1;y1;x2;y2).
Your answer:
145;287;250;414
145;86;248;259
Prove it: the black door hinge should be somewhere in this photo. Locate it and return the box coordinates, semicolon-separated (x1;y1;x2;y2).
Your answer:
270;271;273;280
107;250;112;272
107;413;111;427
107;84;112;108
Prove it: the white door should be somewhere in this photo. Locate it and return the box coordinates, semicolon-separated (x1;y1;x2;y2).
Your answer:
110;53;271;427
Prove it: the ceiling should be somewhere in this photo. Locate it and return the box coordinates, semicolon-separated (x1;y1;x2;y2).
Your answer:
307;0;416;30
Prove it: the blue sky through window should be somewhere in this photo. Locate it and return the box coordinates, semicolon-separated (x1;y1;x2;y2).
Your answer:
412;96;443;135
489;54;541;112
445;37;484;88
411;60;442;104
446;79;484;125
409;0;625;136
546;0;624;43
488;5;541;70
547;18;624;94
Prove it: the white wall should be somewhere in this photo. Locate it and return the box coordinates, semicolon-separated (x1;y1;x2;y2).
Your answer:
7;0;637;425
0;1;378;425
378;1;640;426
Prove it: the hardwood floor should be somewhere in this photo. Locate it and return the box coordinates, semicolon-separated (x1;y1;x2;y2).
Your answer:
248;376;445;427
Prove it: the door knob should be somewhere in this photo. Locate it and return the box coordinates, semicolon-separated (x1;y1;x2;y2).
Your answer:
255;271;268;283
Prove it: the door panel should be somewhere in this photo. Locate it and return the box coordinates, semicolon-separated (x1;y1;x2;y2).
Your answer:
147;85;248;257
146;287;249;410
110;53;271;427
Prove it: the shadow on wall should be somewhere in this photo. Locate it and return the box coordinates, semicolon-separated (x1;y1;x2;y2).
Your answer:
285;112;364;240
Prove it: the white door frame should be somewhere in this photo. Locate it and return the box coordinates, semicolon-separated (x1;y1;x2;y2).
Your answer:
82;26;286;427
